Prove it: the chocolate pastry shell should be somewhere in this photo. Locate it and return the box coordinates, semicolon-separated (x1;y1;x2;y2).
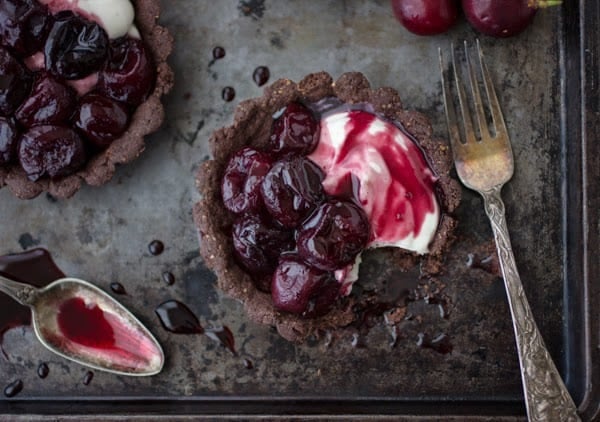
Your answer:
193;71;461;343
1;0;174;199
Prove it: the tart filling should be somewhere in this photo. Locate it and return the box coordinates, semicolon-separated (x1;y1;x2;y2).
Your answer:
221;102;442;317
311;108;440;254
0;0;173;199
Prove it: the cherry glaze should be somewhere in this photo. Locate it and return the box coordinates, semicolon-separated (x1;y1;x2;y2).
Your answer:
0;249;64;347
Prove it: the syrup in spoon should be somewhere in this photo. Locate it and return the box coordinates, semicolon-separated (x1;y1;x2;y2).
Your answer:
0;274;164;376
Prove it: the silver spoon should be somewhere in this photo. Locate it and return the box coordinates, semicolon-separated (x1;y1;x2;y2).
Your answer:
0;274;164;376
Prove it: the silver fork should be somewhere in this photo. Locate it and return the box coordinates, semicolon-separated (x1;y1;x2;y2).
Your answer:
439;41;580;422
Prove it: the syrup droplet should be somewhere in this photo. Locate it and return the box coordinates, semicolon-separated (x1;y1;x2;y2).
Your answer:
416;332;453;354
242;357;253;369
252;66;270;86
162;271;175;286
148;240;164;256
4;379;23;397
0;249;65;351
82;371;94;386
222;87;235;102
110;282;126;295
155;300;204;334
37;362;49;379
212;46;225;60
205;326;236;355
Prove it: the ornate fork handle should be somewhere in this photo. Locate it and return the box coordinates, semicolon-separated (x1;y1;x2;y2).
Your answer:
482;186;580;421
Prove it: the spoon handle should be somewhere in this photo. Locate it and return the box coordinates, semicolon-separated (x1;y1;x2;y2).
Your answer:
0;274;38;306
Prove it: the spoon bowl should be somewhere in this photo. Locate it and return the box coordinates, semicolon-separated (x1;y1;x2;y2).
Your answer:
0;274;164;376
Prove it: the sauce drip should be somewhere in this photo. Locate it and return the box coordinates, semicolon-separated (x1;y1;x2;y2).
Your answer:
0;249;64;348
37;362;49;378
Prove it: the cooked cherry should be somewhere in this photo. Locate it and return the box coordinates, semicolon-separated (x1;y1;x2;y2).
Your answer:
0;47;33;116
222;147;273;214
297;200;370;271
18;125;86;181
97;37;155;106
15;72;76;128
44;12;109;80
0;0;52;57
391;0;458;36
74;93;130;149
269;102;319;156
271;255;340;317
232;213;294;275
0;117;18;165
261;157;325;228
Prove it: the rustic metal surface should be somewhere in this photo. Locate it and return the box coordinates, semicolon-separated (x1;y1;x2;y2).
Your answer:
0;0;589;418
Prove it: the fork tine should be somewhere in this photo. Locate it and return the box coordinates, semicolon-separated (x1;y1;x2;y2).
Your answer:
451;43;477;144
464;41;490;140
477;39;508;136
438;48;463;151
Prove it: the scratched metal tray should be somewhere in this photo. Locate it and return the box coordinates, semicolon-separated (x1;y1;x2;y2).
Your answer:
0;0;598;420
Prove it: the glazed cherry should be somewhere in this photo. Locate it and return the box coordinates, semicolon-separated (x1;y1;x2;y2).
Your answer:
269;102;319;156
222;147;273;214
261;157;325;228
18;125;86;181
391;0;458;36
271;255;340;318
15;72;77;128
0;117;18;165
74;93;130;149
232;214;294;275
97;37;156;106
297;200;370;271
463;0;537;38
0;0;52;58
45;12;109;80
0;47;33;116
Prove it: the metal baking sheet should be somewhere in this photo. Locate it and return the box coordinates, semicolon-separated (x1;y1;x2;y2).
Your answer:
0;0;598;420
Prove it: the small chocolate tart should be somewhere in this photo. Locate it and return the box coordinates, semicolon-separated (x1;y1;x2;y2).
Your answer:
0;0;174;199
193;72;461;343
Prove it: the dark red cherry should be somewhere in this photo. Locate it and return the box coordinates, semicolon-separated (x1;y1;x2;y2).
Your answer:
0;0;52;57
222;147;273;214
391;0;458;36
297;200;370;271
44;12;109;80
74;93;130;149
18;125;86;181
15;72;76;128
260;157;325;228
271;255;340;318
0;117;18;165
97;37;156;106
232;213;294;275
0;47;33;116
462;0;537;38
269;102;319;156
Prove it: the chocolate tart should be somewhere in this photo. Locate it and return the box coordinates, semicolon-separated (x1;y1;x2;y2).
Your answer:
0;0;174;199
193;71;461;343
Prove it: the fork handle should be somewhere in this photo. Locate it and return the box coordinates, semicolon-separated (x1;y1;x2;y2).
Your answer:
482;186;580;422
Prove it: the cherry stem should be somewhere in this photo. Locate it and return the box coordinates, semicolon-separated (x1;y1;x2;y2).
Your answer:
529;0;562;7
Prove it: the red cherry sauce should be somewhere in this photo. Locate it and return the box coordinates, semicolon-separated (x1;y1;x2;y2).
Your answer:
0;248;64;351
49;295;161;373
57;297;115;349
